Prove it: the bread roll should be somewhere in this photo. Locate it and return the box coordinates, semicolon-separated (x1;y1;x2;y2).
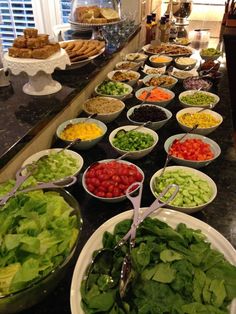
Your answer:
100;8;119;22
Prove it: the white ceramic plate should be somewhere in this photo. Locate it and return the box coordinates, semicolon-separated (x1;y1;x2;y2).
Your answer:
70;208;236;314
142;43;195;57
60;40;105;70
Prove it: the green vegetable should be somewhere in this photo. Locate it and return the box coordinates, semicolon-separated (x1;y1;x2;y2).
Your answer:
27;151;79;182
201;48;221;57
112;130;154;151
97;81;130;96
81;218;236;313
0;181;79;296
180;91;216;106
153;169;213;207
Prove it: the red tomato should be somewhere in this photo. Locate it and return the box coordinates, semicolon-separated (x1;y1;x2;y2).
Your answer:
84;161;143;198
169;138;214;161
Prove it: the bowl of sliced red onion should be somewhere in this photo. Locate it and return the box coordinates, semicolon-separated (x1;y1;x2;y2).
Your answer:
183;76;212;91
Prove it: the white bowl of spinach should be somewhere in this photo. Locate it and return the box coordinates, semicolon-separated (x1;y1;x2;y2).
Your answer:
70;208;236;314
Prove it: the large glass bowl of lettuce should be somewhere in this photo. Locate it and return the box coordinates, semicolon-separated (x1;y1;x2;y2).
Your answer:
0;180;82;314
70;208;236;314
22;148;84;183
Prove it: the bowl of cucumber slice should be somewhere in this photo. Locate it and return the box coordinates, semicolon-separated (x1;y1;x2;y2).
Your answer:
150;165;217;213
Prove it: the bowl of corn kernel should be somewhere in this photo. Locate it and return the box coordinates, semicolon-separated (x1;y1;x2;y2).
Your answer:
56;118;107;150
176;107;223;135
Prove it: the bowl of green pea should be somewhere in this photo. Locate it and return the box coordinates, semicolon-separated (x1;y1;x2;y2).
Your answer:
109;125;159;160
179;90;220;109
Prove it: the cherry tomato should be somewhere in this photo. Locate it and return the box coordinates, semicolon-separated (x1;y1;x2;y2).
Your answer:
84;161;143;198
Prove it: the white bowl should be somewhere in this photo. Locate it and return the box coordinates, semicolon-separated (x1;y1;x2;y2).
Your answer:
107;69;140;86
142;64;166;75
127;104;172;131
82;159;144;203
142;74;178;90
22;148;84;182
176;107;223;135
179;90;220;109
169;67;198;82
149;54;173;68
56;118;107;150
135;86;175;107
115;61;140;71
109;125;159;160
124;52;148;63
200;48;222;61
150;165;217;214
174;57;197;70
83;97;125;123
70;208;236;314
164;133;221;168
94;81;133;100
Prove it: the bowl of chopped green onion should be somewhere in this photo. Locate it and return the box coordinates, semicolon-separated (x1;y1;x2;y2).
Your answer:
109;125;159;160
179;90;220;109
22;148;84;183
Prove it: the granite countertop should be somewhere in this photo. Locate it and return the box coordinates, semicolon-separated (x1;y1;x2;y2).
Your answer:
0;36;236;313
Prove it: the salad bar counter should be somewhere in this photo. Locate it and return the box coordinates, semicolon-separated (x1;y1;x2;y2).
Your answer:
0;30;236;314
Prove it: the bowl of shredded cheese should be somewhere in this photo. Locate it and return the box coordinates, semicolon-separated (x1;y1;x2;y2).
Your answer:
176;107;223;135
56;118;107;150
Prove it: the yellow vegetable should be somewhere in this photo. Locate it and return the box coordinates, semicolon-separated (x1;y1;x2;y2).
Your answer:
60;122;103;141
179;112;220;128
151;56;170;63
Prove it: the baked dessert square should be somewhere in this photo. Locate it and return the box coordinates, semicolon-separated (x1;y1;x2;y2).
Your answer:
9;47;21;58
23;28;38;38
9;48;32;58
27;37;45;49
13;36;27;48
37;34;49;45
32;46;51;59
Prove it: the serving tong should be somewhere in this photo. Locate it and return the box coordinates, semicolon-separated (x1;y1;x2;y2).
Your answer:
0;165;77;207
84;181;179;299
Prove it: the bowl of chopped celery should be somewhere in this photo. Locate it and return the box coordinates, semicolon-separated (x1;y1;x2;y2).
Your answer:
176;107;223;135
150;165;217;213
0;182;82;314
179;90;220;109
22;148;84;182
70;208;236;314
56;118;107;150
109;125;159;160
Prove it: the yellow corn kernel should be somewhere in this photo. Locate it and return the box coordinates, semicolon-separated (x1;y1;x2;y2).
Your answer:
179;113;220;128
60;122;103;141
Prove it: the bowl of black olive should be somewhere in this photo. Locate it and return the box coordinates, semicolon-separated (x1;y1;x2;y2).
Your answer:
127;104;172;130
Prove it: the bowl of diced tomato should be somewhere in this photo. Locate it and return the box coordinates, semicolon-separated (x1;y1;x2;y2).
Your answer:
135;86;175;107
164;133;221;168
82;159;144;203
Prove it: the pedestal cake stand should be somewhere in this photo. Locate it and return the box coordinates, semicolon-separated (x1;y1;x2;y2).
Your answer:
3;49;70;96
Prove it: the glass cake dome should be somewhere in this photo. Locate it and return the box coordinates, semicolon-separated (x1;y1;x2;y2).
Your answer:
70;0;121;25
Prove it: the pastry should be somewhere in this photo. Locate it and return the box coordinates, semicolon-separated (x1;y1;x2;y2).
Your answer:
27;37;45;49
23;28;38;38
37;34;49;45
100;8;119;22
90;18;107;24
9;47;32;58
13;36;27;48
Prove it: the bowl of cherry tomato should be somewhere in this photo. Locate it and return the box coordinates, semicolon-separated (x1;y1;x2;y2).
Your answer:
82;159;144;202
164;133;221;168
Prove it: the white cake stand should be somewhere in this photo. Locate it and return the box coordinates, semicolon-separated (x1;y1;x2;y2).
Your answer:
3;49;70;96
